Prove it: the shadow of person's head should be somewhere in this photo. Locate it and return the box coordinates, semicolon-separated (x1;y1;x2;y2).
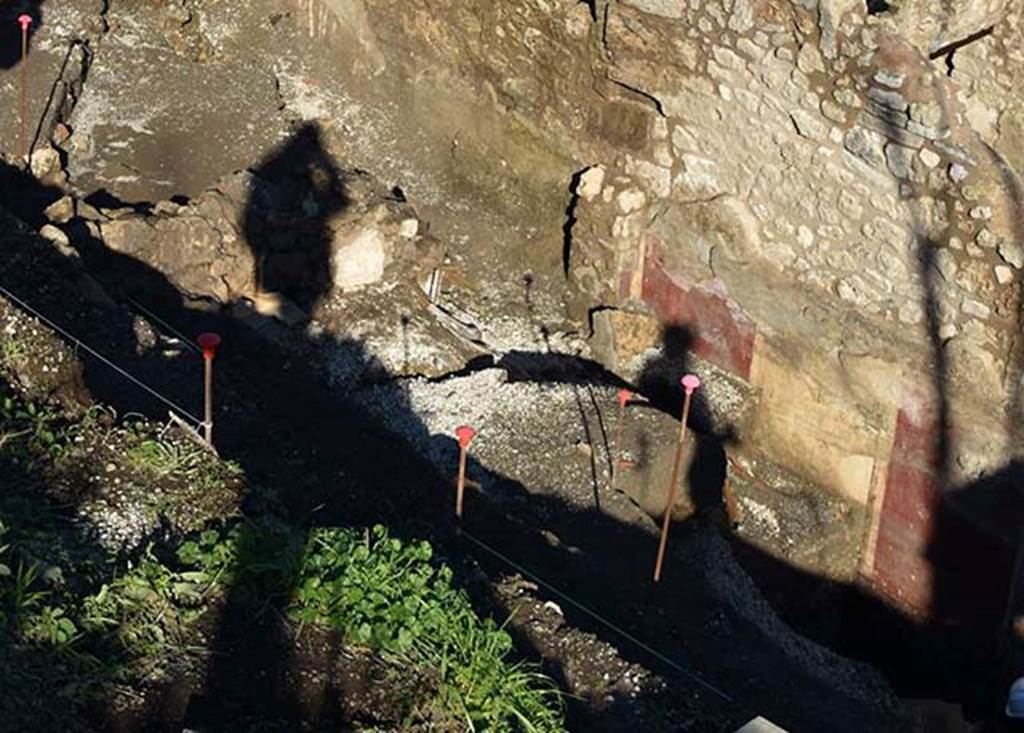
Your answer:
636;324;695;414
243;123;349;314
0;2;44;71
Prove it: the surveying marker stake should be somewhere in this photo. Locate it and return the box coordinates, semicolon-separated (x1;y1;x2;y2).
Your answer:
653;374;701;584
611;388;633;485
18;14;33;162
197;332;222;447
454;425;477;521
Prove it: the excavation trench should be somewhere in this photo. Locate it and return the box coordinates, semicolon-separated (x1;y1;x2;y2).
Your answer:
3;0;1021;728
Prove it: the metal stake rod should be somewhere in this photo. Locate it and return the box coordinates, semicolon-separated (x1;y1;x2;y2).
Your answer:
654;374;701;583
197;333;222;447
611;388;632;485
454;426;477;520
18;14;33;162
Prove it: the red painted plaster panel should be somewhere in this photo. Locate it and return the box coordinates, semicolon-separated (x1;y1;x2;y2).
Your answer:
640;250;756;379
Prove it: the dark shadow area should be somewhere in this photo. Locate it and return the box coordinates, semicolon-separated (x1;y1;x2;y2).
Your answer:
0;142;962;732
84;189;154;216
846;66;1024;728
562;169;585;277
243;122;348;314
0;151;61;226
635;325;736;441
0;1;43;70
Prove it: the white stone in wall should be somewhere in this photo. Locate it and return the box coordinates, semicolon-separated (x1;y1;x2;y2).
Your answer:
577;166;606;202
934;249;958;282
790;110;829;142
674;154;721;197
333;227;387;291
625;157;672;198
728;0;755;33
797;43;826;75
962;92;1000;143
621;0;685;18
617;189;647;214
999;240;1024;269
398;219;419;238
918;149;940;169
874;70;906;89
962;298;991;319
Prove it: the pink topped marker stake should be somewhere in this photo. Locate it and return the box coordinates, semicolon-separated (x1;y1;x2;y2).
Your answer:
17;14;33;161
611;388;633;485
454;426;477;521
653;374;702;583
197;333;222;446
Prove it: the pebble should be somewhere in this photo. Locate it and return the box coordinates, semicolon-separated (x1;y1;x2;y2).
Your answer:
918;148;941;169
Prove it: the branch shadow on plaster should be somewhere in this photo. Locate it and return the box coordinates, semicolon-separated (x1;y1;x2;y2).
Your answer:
873;65;1024;718
0;1;44;70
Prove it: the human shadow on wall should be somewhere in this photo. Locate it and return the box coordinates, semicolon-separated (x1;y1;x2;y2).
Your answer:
634;324;732;515
243;122;348;314
0;129;441;730
0;1;43;70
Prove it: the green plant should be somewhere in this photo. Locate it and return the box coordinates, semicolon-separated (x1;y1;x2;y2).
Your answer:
6;559;48;631
78;544;210;675
0;333;29;371
23;604;79;647
405;610;564;733
126;435;208;479
0;393;66;461
178;521;565;731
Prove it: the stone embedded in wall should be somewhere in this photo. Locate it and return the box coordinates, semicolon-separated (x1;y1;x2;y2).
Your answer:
790;109;829;142
332;227;387;290
845;125;888;169
620;0;685;20
614;412;700;522
885;143;916;178
577;166;606;202
999;240;1024;269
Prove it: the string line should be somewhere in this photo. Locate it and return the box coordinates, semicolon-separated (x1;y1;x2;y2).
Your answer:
0;282;204;427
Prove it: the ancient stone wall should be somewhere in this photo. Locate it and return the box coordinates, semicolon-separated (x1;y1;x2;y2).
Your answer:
4;0;1022;616
561;0;1024;611
336;0;1024;608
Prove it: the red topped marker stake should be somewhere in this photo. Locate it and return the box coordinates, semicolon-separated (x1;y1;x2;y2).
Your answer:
653;374;701;583
454;425;477;521
611;388;633;485
18;14;33;161
197;333;221;446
